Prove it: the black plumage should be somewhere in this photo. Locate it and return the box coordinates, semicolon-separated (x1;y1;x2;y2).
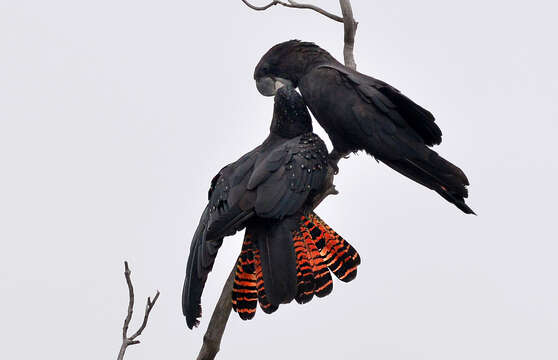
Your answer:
254;40;474;214
182;87;330;329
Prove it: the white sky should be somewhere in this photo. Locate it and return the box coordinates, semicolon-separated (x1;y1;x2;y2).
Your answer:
1;1;557;359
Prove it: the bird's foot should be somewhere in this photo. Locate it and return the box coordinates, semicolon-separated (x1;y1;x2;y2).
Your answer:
328;150;350;175
328;158;340;175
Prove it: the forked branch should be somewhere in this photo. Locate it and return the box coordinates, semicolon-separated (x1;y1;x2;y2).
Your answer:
117;261;160;360
241;0;344;22
242;0;357;70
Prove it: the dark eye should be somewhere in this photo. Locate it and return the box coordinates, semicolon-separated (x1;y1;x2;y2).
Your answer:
261;63;270;73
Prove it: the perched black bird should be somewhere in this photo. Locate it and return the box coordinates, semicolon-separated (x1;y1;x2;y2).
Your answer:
254;40;474;214
182;87;361;329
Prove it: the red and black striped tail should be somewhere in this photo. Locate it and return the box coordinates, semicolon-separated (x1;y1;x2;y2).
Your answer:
253;246;279;314
303;212;361;282
301;226;333;297
231;234;258;320
232;215;360;321
292;222;336;304
293;229;315;304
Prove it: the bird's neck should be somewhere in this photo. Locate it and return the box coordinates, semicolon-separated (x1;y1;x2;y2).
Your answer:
270;114;311;139
269;126;299;140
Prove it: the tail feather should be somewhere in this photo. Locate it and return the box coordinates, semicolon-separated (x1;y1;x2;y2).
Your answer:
253;220;298;306
301;226;333;297
381;149;475;214
305;213;360;282
293;230;316;304
231;234;258;320
253;246;279;314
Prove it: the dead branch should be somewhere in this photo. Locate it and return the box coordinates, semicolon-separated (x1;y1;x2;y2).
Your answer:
195;3;359;359
196;267;236;360
339;0;358;70
117;261;160;360
241;0;343;23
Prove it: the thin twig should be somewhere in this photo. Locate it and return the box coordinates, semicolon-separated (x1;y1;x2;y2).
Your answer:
129;292;161;341
241;0;280;10
117;261;160;360
122;262;134;341
241;0;343;22
196;2;359;359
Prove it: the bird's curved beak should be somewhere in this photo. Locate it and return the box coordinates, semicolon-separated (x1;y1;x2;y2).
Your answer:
256;77;293;96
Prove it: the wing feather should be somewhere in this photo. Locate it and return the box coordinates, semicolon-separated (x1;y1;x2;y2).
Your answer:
317;63;442;146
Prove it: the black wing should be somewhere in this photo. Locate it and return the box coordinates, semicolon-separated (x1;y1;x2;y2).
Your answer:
182;150;258;329
318;63;442;147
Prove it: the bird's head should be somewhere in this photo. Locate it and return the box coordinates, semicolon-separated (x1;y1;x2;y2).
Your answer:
270;86;312;138
254;40;331;96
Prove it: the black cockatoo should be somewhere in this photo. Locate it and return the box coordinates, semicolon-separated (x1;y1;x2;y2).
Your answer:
254;40;474;214
182;87;360;329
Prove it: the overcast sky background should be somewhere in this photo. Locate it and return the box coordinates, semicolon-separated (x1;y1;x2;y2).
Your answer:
1;1;557;359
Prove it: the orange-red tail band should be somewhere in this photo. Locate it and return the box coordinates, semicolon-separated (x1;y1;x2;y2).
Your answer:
303;213;361;283
231;214;361;321
231;235;258;320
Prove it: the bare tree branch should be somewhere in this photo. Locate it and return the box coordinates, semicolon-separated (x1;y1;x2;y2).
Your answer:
241;0;278;10
122;261;134;341
241;0;357;69
196;268;236;360
339;0;358;70
117;261;160;360
129;293;160;341
195;3;359;359
241;0;344;23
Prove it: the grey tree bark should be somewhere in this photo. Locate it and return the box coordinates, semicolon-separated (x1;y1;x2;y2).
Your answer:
339;0;358;70
194;2;359;360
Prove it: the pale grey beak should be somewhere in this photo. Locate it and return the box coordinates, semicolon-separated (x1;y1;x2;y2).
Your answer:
256;77;293;96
